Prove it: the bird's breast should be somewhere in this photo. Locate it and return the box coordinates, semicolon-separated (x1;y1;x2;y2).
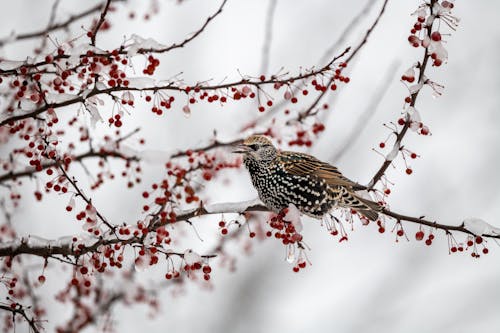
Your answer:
245;161;334;217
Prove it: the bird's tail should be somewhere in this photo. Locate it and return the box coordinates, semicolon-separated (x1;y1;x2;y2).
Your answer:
339;188;381;221
354;194;382;221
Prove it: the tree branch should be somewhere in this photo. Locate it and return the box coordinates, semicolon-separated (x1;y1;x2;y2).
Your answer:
368;0;437;189
1;198;499;260
90;0;112;46
260;0;277;75
290;0;389;124
0;304;41;333
0;199;265;258
0;58;346;127
0;1;124;47
0;148;138;185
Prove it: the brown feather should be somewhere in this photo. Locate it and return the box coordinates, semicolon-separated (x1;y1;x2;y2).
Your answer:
280;151;359;188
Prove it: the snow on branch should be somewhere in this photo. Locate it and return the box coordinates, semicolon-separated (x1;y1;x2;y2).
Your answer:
1;197;498;260
0;198;266;258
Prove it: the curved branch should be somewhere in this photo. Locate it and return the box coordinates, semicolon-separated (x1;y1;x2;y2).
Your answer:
0;0;226;76
1;198;498;260
90;0;112;46
0;1;124;47
290;0;389;124
0;199;266;258
0;304;41;333
0;149;138;185
145;0;228;54
0;56;346;127
368;0;437;189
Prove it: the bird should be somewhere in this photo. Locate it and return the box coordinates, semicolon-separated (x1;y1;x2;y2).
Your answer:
234;135;381;221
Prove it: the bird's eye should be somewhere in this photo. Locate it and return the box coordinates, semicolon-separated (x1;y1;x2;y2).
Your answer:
248;144;258;151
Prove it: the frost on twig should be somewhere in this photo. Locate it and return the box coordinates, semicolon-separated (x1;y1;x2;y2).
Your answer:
463;218;500;236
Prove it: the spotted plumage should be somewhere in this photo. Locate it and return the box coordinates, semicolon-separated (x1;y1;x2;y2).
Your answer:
234;135;380;221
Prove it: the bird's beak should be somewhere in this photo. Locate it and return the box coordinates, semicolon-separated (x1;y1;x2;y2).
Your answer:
233;144;250;154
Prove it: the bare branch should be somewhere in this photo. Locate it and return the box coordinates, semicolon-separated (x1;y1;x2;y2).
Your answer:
90;0;112;46
330;60;400;162
0;304;41;333
56;161;114;231
0;1;124;47
318;0;376;65
290;0;389;124
260;0;278;75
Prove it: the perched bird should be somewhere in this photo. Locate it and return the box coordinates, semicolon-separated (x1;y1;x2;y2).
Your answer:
234;135;381;221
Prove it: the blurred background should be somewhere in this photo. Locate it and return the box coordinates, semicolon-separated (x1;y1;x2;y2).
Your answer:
1;0;499;332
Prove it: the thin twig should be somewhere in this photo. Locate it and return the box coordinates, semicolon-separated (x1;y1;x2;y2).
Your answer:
1;199;498;259
368;0;437;189
0;304;41;333
90;0;112;46
260;0;278;75
0;1;123;47
330;60;400;162
289;0;389;125
56;162;115;231
0;149;138;185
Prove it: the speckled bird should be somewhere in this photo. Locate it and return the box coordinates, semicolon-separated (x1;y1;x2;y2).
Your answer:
234;135;381;221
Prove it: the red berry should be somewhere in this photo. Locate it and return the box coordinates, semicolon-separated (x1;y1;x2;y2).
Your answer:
415;231;424;241
431;31;442;41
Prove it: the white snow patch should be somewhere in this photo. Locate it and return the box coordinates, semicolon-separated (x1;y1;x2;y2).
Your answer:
127;34;166;56
184;249;202;265
386;142;400;161
463;218;500;236
46;93;78;104
0;60;24;70
127;77;156;89
284;203;302;231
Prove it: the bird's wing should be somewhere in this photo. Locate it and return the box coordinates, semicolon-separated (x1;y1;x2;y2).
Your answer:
279;151;361;189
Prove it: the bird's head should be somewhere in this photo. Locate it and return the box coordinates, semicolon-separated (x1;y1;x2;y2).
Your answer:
233;135;278;163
